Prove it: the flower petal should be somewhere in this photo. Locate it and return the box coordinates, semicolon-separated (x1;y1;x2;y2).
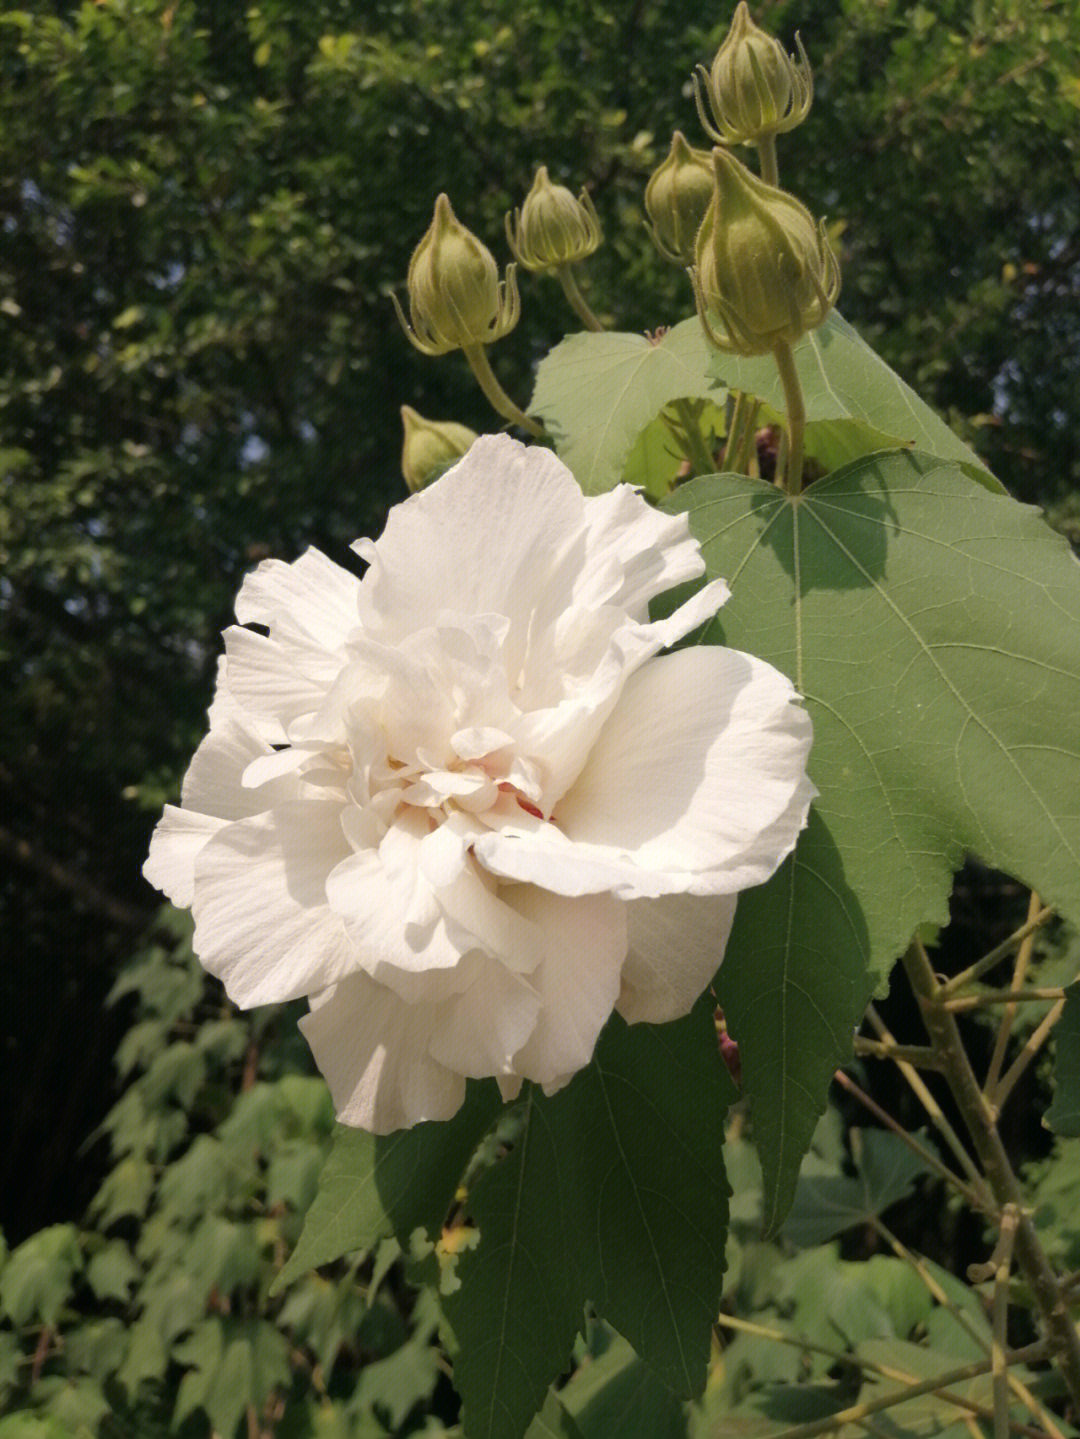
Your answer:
428;955;541;1078
617;892;737;1024
476;645;814;898
299;972;465;1133
505;886;627;1087
353;435;587;655
574;484;710;619
143;805;227;908
191;802;352;1005
235;547;361;650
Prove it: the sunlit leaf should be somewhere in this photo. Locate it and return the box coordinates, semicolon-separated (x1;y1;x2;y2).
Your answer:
667;450;1080;1226
274;1081;501;1291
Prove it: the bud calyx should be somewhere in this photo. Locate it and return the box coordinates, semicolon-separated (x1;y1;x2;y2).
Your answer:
689;148;840;356
393;193;519;356
644;132;715;266
506;166;602;273
694;1;812;148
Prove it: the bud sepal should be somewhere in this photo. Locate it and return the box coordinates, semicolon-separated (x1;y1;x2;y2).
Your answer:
693;1;812;148
505;166;602;273
393;193;520;356
689;148;840;358
644;132;715;266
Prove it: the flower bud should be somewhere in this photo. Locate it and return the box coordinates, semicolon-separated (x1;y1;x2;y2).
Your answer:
393;193;520;356
689;148;840;356
644;131;715;266
694;1;812;147
400;406;477;492
505;166;602;273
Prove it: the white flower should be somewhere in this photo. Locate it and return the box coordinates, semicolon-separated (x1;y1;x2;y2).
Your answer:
145;435;814;1132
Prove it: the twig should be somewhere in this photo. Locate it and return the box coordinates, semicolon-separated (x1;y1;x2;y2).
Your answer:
750;1343;1048;1439
717;1312;1050;1437
992;1208;1022;1439
833;1069;984;1208
864;1004;995;1208
852;1038;943;1068
939;906;1056;997
992;998;1067;1116
873;1217;1067;1439
945;988;1065;1013
903;937;1080;1411
985;892;1043;1095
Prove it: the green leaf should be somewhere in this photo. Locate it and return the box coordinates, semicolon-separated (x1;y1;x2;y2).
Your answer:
173;1317;290;1439
784;1130;934;1248
85;1241;139;1303
0;1225;82;1328
0;1416;75;1439
556;1009;735;1396
666;451;1080;1225
443;1087;580;1439
529;321;718;494
524;1391;588;1439
445;1003;735;1439
355;1288;442;1427
706;312;999;489
273;1080;501;1292
1048;984;1080;1135
559;1333;688;1439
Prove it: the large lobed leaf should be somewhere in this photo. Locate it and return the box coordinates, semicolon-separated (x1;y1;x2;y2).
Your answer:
282;1002;735;1439
665;450;1080;1227
530;313;994;497
530;322;720;495
444;1002;736;1439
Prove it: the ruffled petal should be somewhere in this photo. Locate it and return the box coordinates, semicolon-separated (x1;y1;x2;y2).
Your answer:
326;813;546;988
221;626;341;742
235;546;362;650
143;806;227;908
354;435;588;661
617;892;737;1025
299;973;465;1133
476;645;814;898
181;718;300;818
508;578;730;813
506;886;627;1087
574;484;710;619
191;802;353;1005
428;955;541;1078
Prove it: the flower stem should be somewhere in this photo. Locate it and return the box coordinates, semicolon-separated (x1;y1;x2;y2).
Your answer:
902;936;1080;1412
772;339;806;493
556;265;604;331
757;132;780;187
671;398;716;477
463;345;544;437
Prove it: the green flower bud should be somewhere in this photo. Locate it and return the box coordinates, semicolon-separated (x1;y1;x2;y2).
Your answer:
393;193;519;356
644;131;715;266
694;1;812;147
400;406;477;492
505;166;602;273
689;148;840;356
